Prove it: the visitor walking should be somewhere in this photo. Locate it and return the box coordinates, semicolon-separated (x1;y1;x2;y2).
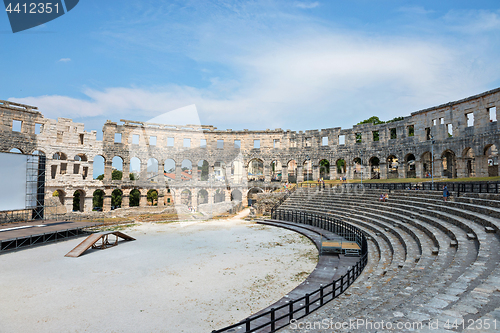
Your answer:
443;185;450;202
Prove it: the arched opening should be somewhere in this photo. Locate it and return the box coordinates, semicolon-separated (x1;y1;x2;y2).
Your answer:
421;152;432;177
214;189;225;203
247;187;263;206
247;159;264;181
462;148;475;177
9;148;22;154
147;158;159;182
319;159;330;180
287;160;297;183
303;159;312;181
112;156;124;180
198;189;208;205
52;189;65;205
369;157;380;179
353;157;362;179
198;160;209;181
129;189;141;207
485;144;499;177
181;159;193;182
336;159;346;178
442;150;456;178
53;152;67;160
231;160;244;183
270;160;282;182
147;189;158;206
130;157;141;180
387;155;399;179
111;189;122;209
72;190;85;212
164;159;176;180
181;189;192;206
74;154;88;162
214;161;226;182
93;155;105;180
231;189;242;202
405;154;416;178
92;189;104;211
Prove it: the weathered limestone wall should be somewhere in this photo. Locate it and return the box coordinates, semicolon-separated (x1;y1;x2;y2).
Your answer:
1;87;499;215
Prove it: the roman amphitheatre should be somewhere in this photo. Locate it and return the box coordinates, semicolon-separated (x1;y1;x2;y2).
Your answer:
1;87;500;333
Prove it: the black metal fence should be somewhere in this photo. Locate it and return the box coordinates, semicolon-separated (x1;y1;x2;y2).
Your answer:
211;211;368;333
298;181;500;194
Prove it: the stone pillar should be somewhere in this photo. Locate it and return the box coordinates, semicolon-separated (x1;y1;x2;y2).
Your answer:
64;190;73;213
346;163;353;180
84;194;93;213
433;158;443;178
225;189;231;202
282;165;288;182
313;164;320;180
264;165;271;182
243;165;248;183
103;189;112;212
158;162;165;184
398;163;405;179
456;158;467;178
175;164;182;181
415;160;423;179
157;188;165;206
139;188;148;207
475;156;489;178
192;189;198;207
225;165;231;184
140;161;147;181
380;162;388;179
242;189;248;207
297;166;304;182
122;189;130;208
123;161;130;181
330;167;338;181
104;161;112;180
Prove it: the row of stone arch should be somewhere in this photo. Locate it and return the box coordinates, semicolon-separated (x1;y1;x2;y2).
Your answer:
9;143;499;182
52;187;244;212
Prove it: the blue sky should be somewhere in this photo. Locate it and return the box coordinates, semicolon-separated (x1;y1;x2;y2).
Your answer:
2;0;500;133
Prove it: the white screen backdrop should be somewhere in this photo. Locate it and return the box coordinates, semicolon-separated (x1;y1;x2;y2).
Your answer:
0;152;27;211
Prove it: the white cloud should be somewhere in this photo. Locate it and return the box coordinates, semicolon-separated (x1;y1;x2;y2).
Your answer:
295;2;319;9
58;58;71;62
10;7;500;131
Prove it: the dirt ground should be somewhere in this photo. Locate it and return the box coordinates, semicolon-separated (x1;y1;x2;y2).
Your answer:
0;210;317;333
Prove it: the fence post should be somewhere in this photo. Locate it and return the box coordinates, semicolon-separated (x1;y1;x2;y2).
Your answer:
305;293;310;315
320;285;324;306
245;318;251;332
271;308;275;331
289;302;294;321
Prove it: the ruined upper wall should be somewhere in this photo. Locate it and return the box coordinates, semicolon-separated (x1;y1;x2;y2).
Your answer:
1;87;499;165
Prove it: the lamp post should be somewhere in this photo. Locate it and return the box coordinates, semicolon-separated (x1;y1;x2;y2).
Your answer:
209;173;214;218
430;134;435;191
305;155;310;182
359;151;363;185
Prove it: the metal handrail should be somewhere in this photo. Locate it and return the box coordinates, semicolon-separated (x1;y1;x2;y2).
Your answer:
212;210;368;333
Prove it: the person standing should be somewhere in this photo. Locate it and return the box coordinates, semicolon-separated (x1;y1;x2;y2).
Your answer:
443;185;450;202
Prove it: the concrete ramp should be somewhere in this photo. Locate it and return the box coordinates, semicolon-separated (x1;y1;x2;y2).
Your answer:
65;231;135;258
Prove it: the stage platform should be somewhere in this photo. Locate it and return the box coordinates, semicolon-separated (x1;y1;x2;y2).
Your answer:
0;220;103;253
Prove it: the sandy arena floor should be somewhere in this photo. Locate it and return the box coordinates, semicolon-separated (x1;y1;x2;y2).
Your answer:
0;212;317;333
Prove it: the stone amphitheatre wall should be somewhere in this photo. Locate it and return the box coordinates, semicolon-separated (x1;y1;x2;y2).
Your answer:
0;88;499;213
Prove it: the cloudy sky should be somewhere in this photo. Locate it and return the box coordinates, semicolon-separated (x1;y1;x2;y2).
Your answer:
2;0;500;134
